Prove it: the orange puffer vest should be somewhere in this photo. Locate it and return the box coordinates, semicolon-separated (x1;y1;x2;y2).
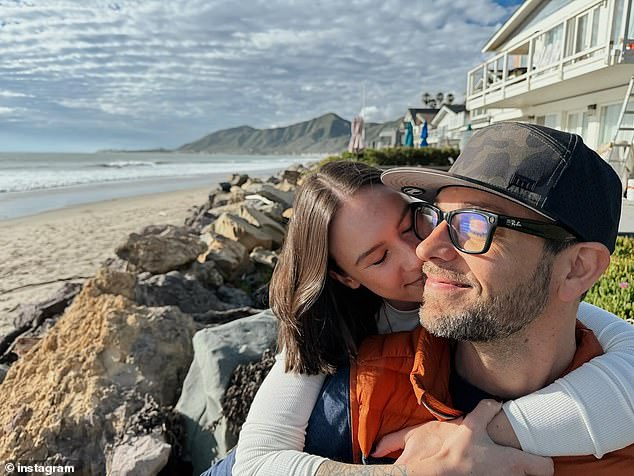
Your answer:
349;323;634;474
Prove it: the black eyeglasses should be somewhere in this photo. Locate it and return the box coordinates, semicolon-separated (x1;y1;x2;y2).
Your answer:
411;202;578;254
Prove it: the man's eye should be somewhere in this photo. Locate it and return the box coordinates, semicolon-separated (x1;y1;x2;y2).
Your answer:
371;251;387;266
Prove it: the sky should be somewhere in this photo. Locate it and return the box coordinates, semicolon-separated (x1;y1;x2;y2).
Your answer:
0;0;523;152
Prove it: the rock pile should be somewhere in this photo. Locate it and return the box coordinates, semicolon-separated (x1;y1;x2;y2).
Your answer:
0;164;308;475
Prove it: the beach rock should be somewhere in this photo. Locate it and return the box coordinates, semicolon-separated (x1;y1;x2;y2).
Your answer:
218;182;231;192
200;233;252;282
209;188;247;208
1;282;83;365
250;247;279;269
0;364;8;384
216;285;254;308
184;206;216;232
241;177;263;189
191;307;262;326
184;261;224;289
242;183;294;209
0;277;197;475
252;285;270;309
281;169;301;185
135;271;232;314
94;268;137;300
265;175;281;185
175;310;278;476
229;174;249;187
210;213;273;252
103;256;140;274
108;434;171;476
116;225;206;274
12;282;82;330
208;204;286;248
213;200;286;225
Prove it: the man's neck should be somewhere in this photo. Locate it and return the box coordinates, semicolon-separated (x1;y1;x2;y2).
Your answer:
454;304;578;400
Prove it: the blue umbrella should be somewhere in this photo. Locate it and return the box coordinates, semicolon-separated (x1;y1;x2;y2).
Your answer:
404;121;414;147
420;120;428;147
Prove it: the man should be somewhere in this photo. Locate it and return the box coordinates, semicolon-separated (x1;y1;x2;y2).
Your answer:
318;121;632;475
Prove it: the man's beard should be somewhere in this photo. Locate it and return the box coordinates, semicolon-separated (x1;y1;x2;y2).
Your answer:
419;255;553;342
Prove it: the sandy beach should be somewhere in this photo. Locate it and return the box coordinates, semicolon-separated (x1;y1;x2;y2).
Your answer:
0;186;211;338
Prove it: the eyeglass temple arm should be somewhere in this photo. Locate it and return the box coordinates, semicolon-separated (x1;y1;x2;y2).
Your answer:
498;215;577;242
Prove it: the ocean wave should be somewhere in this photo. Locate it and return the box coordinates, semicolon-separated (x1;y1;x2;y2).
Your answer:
98;160;159;168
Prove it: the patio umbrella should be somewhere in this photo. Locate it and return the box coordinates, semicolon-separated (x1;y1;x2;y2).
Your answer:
404;121;414;147
420;120;428;147
348;116;365;154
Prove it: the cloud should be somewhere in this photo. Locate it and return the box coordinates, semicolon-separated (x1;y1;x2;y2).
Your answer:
0;0;520;151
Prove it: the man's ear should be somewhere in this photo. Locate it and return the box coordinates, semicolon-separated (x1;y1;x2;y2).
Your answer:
328;269;361;289
557;243;610;302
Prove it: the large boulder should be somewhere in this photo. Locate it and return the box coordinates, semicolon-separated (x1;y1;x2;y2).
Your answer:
116;225;206;274
175;310;277;476
108;434;171;476
0;271;197;475
200;233;252;282
135;271;233;315
242;183;294;209
207;204;286;248
209;213;273;252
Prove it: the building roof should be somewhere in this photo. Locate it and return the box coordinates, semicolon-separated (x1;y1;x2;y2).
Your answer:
405;108;439;125
445;104;466;114
482;0;540;52
430;104;467;127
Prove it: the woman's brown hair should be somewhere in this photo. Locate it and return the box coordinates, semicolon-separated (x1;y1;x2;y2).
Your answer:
269;160;385;375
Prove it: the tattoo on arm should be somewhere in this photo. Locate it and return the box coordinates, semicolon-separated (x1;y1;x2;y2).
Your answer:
315;460;408;476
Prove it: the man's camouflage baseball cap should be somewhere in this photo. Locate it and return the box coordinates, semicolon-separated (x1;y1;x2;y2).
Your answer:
381;122;622;253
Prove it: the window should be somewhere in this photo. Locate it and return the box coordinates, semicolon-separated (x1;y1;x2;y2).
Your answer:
590;7;600;47
535;114;559;128
566;111;589;138
534;24;564;67
598;104;620;146
576;13;589;53
599;103;634;146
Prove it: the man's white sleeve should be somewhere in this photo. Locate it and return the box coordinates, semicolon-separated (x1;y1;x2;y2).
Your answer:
233;353;327;476
503;302;634;457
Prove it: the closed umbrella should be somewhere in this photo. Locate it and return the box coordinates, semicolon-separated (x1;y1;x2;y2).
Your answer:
420;120;428;147
405;121;414;147
348;116;365;154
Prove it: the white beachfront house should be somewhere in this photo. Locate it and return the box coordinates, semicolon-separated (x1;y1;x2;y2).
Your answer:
428;104;468;148
465;0;634;176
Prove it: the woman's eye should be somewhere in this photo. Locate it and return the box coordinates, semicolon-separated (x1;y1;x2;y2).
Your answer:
371;251;387;266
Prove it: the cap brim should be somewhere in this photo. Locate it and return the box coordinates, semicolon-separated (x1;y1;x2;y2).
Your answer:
381;167;555;222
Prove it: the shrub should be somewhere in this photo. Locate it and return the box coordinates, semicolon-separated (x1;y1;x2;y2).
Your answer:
585;236;634;321
320;147;459;168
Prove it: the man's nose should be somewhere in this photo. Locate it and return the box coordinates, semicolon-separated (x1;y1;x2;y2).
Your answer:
415;221;457;263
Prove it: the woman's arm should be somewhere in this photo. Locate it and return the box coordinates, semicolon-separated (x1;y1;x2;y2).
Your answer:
501;302;634;457
233;353;327;476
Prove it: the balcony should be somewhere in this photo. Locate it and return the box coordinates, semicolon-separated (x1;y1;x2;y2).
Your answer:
467;0;634;110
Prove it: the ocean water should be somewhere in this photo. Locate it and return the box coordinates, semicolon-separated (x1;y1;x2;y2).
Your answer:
0;152;321;220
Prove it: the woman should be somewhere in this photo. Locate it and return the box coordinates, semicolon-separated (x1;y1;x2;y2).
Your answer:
211;161;634;475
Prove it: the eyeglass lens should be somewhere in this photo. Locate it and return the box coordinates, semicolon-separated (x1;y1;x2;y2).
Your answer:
415;207;492;253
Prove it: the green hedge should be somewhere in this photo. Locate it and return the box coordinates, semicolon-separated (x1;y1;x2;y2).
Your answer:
585;236;634;321
321;147;459;167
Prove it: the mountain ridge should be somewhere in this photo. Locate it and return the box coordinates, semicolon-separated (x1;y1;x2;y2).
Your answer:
177;113;401;154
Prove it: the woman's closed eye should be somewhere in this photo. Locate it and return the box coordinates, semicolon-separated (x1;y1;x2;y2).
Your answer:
370;251;388;267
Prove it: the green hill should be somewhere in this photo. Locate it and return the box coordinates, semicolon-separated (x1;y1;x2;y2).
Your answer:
178;113;402;154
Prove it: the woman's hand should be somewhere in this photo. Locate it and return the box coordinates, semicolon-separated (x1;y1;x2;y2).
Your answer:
375;400;554;476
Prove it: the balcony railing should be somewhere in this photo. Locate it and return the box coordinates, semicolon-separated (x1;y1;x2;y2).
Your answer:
466;0;628;101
